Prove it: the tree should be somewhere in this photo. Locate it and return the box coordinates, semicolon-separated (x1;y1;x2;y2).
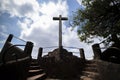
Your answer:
72;0;120;47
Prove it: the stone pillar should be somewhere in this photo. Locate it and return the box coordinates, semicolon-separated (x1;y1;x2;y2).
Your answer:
92;44;102;59
24;41;34;57
23;41;33;79
79;48;85;61
0;34;13;63
37;47;43;60
1;34;13;54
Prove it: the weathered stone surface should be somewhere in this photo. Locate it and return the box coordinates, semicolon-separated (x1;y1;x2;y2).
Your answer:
81;60;120;80
46;48;73;61
97;60;120;80
39;48;85;79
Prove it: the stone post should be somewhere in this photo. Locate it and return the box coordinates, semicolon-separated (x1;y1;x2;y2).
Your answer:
0;34;13;63
92;43;102;59
23;41;33;79
79;48;85;61
24;41;34;58
1;34;13;54
37;47;43;60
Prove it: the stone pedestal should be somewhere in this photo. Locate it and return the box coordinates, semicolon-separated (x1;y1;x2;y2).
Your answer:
40;48;85;78
47;48;73;61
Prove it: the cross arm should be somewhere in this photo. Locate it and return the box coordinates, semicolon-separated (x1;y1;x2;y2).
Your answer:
53;17;68;20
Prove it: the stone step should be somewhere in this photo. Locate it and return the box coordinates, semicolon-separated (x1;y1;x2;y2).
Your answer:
31;62;38;65
30;60;39;66
85;63;98;67
27;73;47;80
82;71;99;79
31;59;38;62
30;62;40;66
80;76;94;80
84;67;98;72
28;69;44;77
29;65;41;70
86;60;96;64
45;78;80;80
45;78;61;80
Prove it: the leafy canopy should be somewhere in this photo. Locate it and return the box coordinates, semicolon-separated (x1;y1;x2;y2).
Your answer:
72;0;120;45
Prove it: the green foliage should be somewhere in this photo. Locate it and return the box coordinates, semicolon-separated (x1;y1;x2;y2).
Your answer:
72;0;120;44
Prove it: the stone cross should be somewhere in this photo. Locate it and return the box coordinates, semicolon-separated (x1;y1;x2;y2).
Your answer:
53;15;68;52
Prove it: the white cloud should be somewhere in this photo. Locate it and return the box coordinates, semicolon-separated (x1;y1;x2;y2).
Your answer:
16;0;69;58
40;1;68;16
0;0;40;21
0;25;8;40
15;0;94;57
0;25;7;32
0;0;95;59
0;25;8;51
76;0;82;5
76;0;85;8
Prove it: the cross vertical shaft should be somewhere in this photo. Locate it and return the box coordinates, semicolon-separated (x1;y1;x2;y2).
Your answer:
53;15;68;54
59;15;62;49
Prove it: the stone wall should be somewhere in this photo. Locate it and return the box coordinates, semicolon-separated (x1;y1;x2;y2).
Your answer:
97;60;120;80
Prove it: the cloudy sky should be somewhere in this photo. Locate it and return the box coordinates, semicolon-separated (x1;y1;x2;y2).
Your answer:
0;0;99;59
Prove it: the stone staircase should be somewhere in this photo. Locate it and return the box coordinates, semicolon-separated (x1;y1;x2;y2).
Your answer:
27;59;47;80
80;60;100;80
27;59;101;80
